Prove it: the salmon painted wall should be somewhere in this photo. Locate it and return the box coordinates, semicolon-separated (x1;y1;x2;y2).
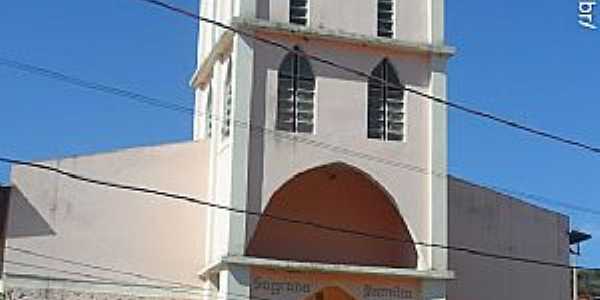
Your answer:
246;34;436;270
5;141;211;287
194;0;449;275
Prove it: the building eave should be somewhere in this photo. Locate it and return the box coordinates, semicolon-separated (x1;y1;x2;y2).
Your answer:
197;259;223;280
190;18;455;90
447;175;571;220
189;31;235;90
231;17;456;58
199;256;455;281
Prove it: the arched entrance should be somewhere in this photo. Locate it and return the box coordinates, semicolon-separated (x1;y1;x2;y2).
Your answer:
246;163;418;268
304;287;356;300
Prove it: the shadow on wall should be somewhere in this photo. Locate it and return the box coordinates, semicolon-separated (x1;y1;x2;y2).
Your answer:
6;186;55;238
246;163;417;268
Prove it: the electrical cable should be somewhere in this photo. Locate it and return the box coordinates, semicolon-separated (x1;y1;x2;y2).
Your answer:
133;0;600;155
0;56;437;177
1;55;598;257
1;57;596;218
0;155;595;271
3;260;259;300
0;11;597;272
488;184;600;217
6;246;205;290
0;58;194;114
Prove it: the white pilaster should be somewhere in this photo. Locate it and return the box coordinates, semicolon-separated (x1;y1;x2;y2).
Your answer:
430;0;445;45
227;35;255;255
429;55;448;271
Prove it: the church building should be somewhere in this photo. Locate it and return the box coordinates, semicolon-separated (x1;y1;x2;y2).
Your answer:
190;0;452;299
1;1;571;300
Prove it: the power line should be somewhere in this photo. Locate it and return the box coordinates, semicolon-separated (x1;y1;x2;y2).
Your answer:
0;156;595;271
6;53;597;215
4;247;600;300
0;0;593;221
6;247;223;297
5;245;270;300
0;34;596;271
3;55;600;220
3;259;259;300
3;56;599;220
3;261;212;297
4;273;207;297
0;0;595;288
489;184;600;217
133;0;600;155
6;246;199;289
0;57;194;114
0;56;437;178
5;260;144;286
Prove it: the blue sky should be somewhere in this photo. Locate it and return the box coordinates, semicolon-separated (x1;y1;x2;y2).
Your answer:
1;0;599;267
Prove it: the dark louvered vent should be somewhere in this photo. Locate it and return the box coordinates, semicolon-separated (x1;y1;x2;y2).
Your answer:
377;0;394;38
277;48;315;134
290;0;308;26
368;59;405;141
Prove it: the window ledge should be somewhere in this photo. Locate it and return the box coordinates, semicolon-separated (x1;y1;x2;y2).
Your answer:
232;17;456;58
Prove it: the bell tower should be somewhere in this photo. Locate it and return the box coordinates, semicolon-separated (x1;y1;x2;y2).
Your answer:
191;0;455;299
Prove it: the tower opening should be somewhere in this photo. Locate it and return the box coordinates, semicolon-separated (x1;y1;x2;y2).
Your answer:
246;163;418;268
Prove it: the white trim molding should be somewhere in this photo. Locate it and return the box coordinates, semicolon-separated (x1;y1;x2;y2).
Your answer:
232;17;456;57
200;256;455;281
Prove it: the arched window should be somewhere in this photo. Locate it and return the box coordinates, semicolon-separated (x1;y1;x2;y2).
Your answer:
222;61;232;138
377;0;394;38
277;48;315;133
290;0;308;25
368;59;405;141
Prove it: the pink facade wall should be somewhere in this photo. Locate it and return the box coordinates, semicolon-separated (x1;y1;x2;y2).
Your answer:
5;141;211;287
246;33;435;270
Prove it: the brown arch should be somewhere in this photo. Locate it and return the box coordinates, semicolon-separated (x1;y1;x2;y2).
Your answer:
246;163;418;268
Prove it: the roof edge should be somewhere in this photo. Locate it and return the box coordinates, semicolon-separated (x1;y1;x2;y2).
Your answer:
448;174;570;220
232;17;456;58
